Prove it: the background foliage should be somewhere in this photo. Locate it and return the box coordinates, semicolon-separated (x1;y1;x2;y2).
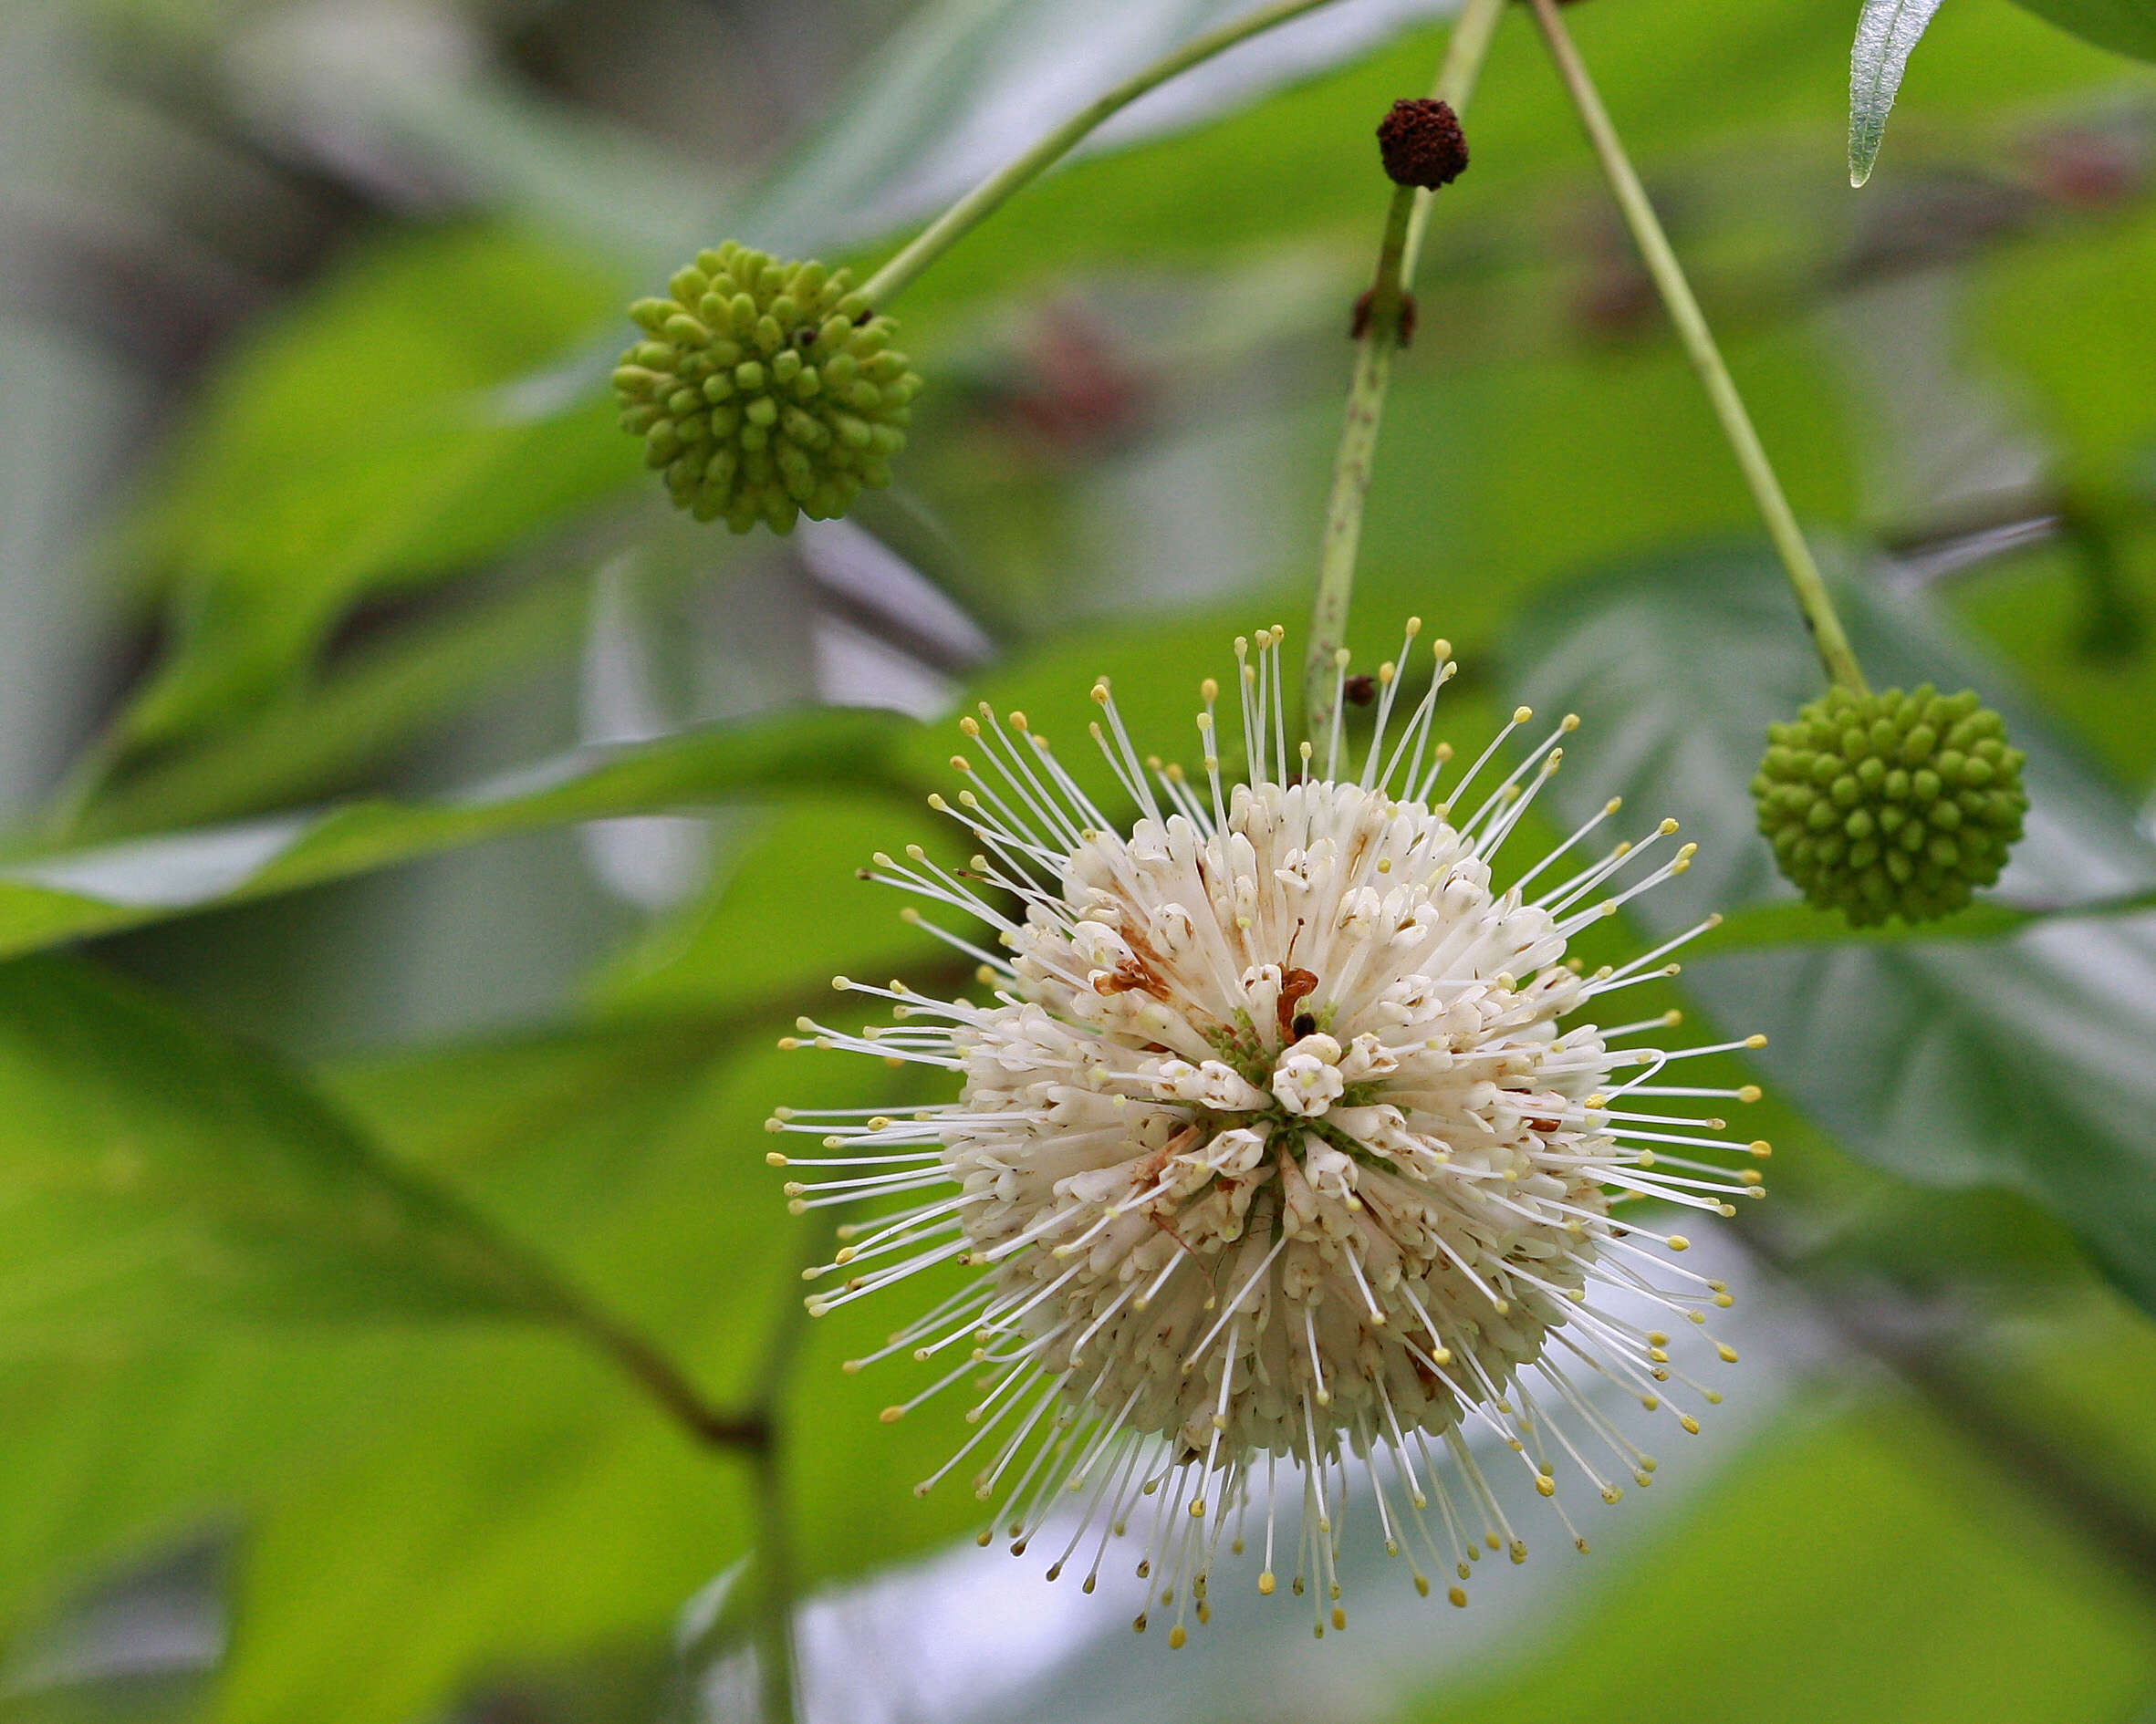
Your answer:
2;0;2155;1719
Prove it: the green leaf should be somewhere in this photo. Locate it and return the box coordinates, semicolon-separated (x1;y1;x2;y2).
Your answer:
72;569;592;842
113;226;637;750
1410;1396;2156;1724
592;798;950;1018
2011;0;2156;57
1506;545;2156;1312
1850;0;1949;187
214;1023;982;1719
0;707;919;962
0;957;575;1347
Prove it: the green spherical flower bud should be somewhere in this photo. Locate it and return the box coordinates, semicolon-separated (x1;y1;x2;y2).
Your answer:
612;244;922;535
1751;684;2028;927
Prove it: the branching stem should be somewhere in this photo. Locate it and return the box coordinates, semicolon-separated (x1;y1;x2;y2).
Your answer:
1526;0;1869;695
1303;0;1507;750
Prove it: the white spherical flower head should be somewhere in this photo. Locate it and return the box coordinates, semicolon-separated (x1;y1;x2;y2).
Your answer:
773;623;1766;1646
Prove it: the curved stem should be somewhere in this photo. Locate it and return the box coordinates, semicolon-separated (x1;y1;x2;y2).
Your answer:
862;0;1349;307
1526;0;1870;696
1303;0;1507;751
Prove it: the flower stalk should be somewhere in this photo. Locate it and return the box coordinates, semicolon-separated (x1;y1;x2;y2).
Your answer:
861;0;1350;308
1304;0;1507;752
1525;0;1870;696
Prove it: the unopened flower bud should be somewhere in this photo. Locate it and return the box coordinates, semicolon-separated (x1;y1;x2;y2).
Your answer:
613;243;922;535
1752;684;2028;926
1376;99;1469;190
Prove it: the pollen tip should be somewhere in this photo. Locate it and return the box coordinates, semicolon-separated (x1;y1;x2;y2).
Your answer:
1718;1345;1740;1363
1513;706;1532;724
958;715;980;736
1751;1139;1772;1157
1666;1235;1691;1252
1745;1033;1768;1048
1090;681;1111;704
787;1200;808;1215
1449;1586;1468;1607
804;1297;827;1314
765;1150;787;1165
879;1406;903;1423
1681;1416;1702;1434
1534;1474;1556;1497
1414;1575;1431;1597
1601;1485;1623;1504
1190;1500;1206;1518
1258;1570;1276;1595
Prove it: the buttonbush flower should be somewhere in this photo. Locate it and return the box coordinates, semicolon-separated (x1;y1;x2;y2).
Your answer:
772;624;1764;1643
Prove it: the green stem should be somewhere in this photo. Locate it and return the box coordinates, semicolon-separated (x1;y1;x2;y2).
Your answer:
1526;0;1869;696
861;0;1349;307
1303;0;1507;752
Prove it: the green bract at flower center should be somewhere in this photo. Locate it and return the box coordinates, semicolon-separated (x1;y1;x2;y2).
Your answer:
612;243;922;535
1752;683;2028;927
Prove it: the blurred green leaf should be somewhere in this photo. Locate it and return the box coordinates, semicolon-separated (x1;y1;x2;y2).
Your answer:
74;569;592;842
0;957;574;1347
219;1023;982;1718
745;0;1443;259
1508;545;2156;1311
113;226;637;750
1850;0;1949;187
0;1016;792;1719
592;797;949;1018
1407;1394;2156;1724
2011;0;2156;57
0;707;919;961
1979;210;2156;488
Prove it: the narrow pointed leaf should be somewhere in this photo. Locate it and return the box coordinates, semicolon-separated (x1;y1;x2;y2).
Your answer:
1850;0;1949;186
